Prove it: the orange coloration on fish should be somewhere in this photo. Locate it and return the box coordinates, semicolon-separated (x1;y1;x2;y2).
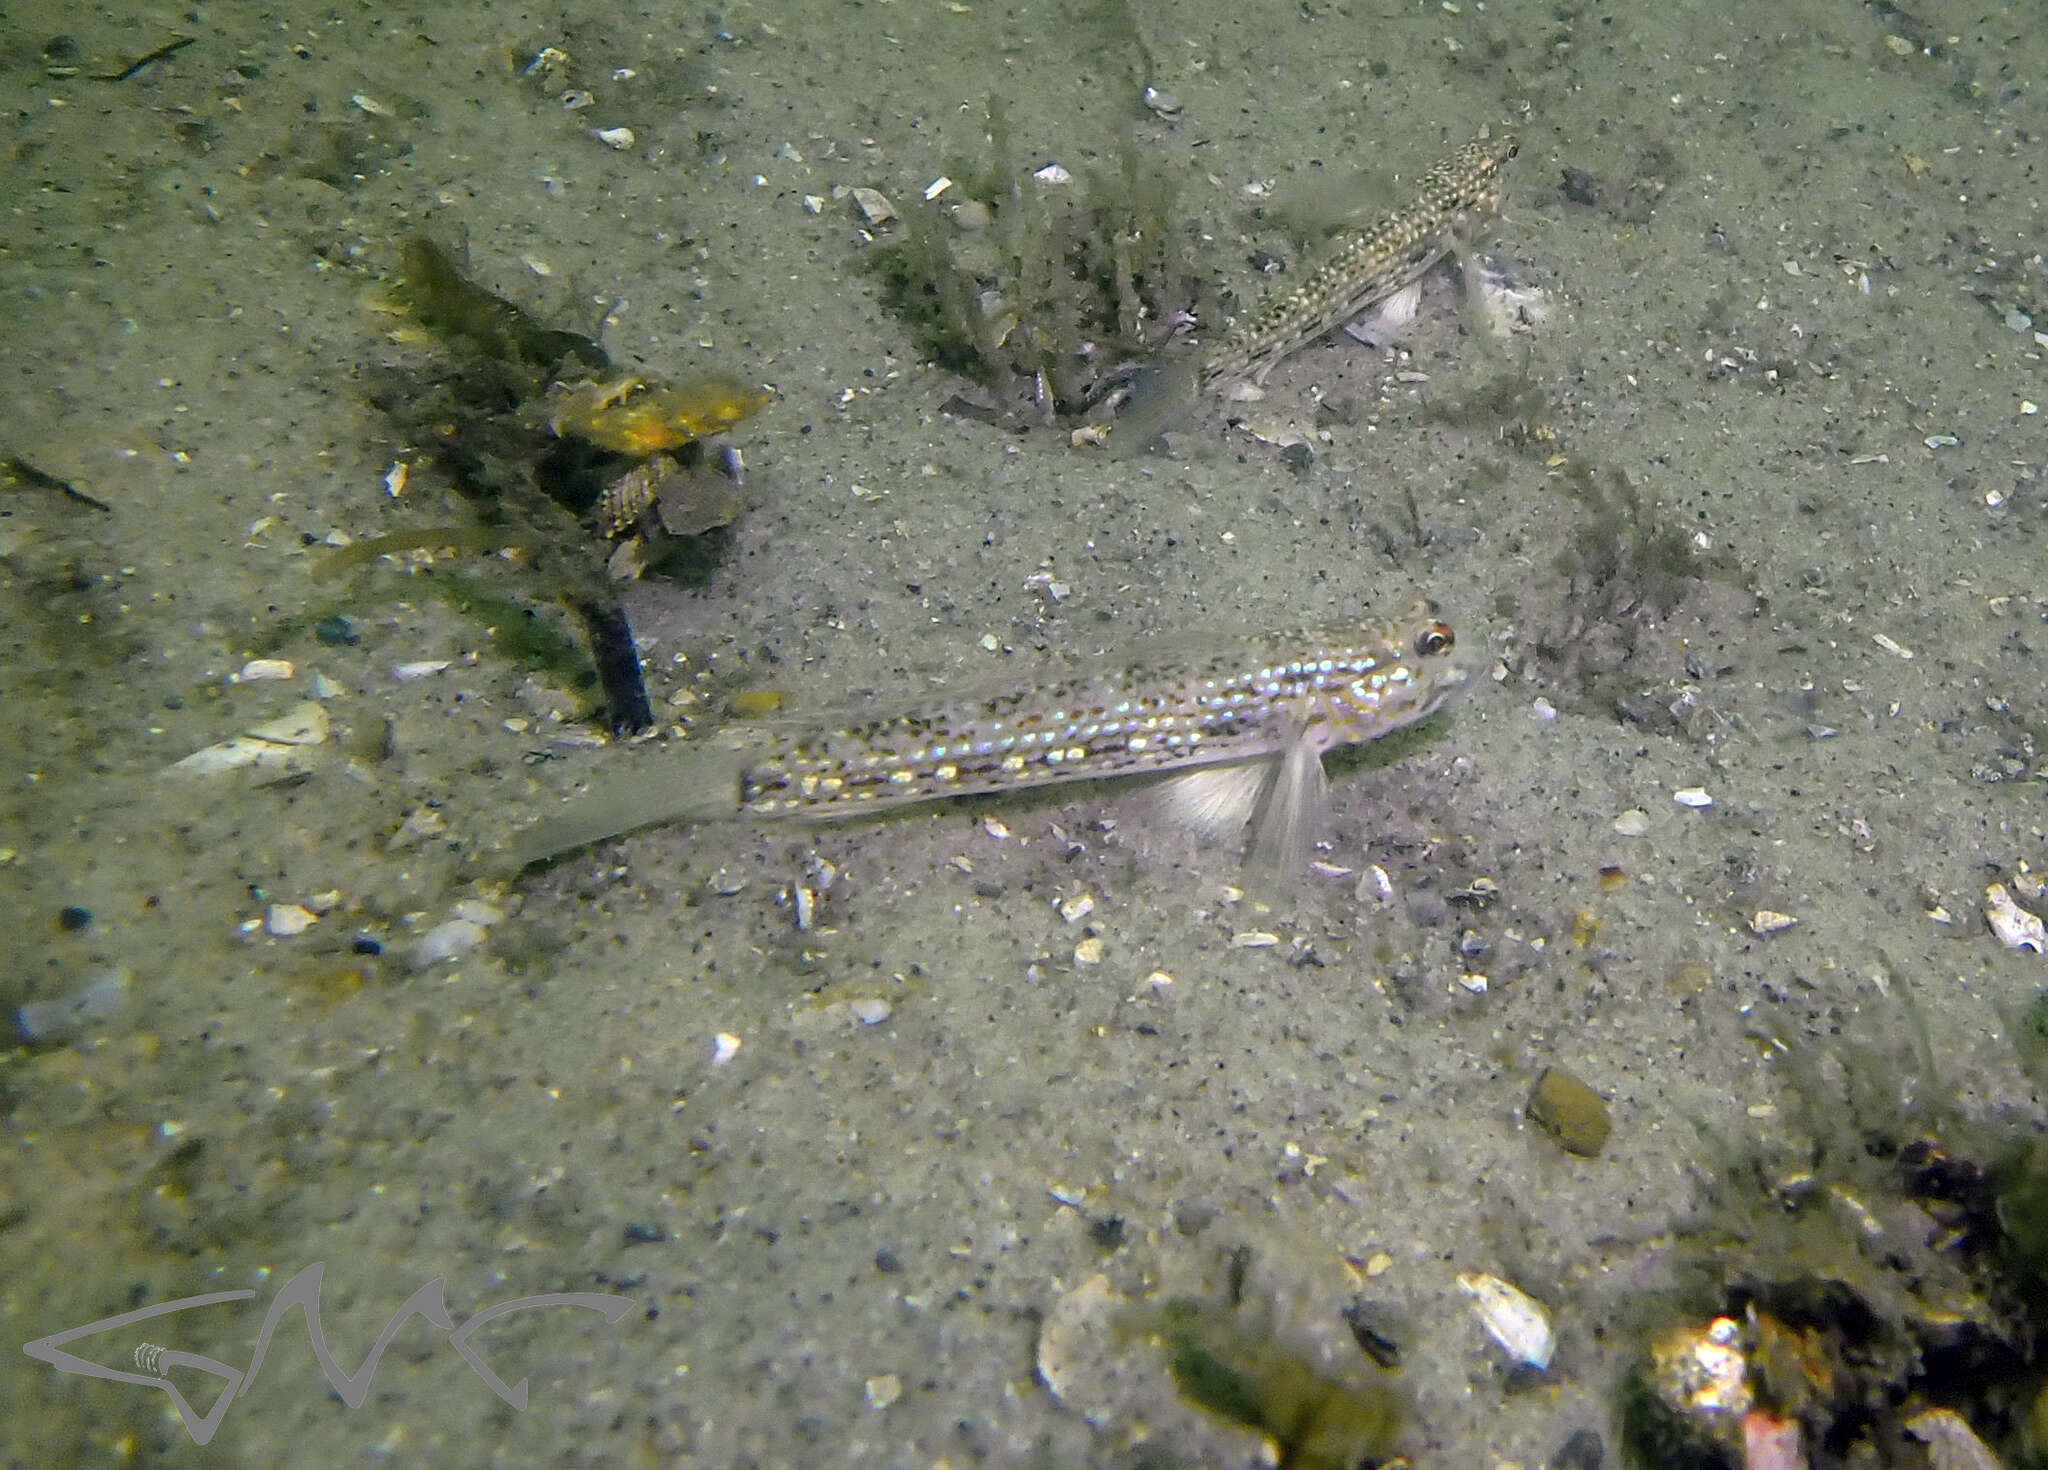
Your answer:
548;373;772;454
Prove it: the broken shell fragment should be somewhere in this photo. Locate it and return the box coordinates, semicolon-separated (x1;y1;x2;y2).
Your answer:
1985;883;2046;954
164;701;330;780
1141;84;1183;117
849;186;896;225
1456;1271;1554;1370
1749;909;1799;937
1904;1408;2007;1470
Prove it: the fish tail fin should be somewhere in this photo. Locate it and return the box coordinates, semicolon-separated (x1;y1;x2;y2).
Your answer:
501;743;751;869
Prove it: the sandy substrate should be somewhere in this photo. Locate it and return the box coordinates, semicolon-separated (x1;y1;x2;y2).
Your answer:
3;0;2045;1464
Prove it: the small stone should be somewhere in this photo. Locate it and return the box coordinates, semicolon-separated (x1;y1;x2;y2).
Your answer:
1611;809;1649;836
57;905;92;932
238;658;296;682
864;1373;902;1409
1673;787;1713;808
1749;909;1798;936
315;615;360;647
1526;1066;1611;1157
1072;935;1104;965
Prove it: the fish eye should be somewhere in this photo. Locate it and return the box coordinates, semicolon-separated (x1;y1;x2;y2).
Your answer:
1413;622;1455;657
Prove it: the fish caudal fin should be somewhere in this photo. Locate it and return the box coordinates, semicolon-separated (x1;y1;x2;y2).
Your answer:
504;743;751;868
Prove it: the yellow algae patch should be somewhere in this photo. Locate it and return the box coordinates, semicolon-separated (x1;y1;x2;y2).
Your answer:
548;373;771;454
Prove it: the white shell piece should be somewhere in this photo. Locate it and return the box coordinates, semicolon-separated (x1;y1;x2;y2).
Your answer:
406;918;486;970
238;658;296;682
265;903;319;937
393;660;452;681
1673;786;1714;808
1985;884;2046;954
1036;1274;1118;1419
1905;1408;2007;1470
849;997;891;1026
1033;163;1071;183
165;701;330;778
850;187;896;224
1750;910;1799;936
1457;1271;1554;1369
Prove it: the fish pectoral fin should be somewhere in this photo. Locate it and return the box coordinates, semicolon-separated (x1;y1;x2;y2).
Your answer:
1152;759;1277;841
1246;730;1331;879
1341;277;1424;348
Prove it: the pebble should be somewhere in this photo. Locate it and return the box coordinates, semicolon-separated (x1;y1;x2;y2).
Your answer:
237;658;296;682
1526;1067;1611;1157
315;615;360;646
1672;787;1713;808
864;1373;902;1410
1611;809;1649;836
57;905;92;932
849;997;892;1025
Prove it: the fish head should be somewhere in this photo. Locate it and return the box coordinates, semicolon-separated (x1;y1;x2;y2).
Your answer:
1315;610;1472;748
1437;133;1519;238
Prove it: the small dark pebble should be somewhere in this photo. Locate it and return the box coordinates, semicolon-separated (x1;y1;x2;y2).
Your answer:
1085;1214;1127;1250
873;1248;904;1274
1280;440;1316;476
350;935;383;956
1173;1201;1219;1237
58;905;92;932
43;35;81;62
163;694;184;710
1550;1427;1603;1470
1558;167;1601;207
315;614;360;647
622;1222;668;1246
